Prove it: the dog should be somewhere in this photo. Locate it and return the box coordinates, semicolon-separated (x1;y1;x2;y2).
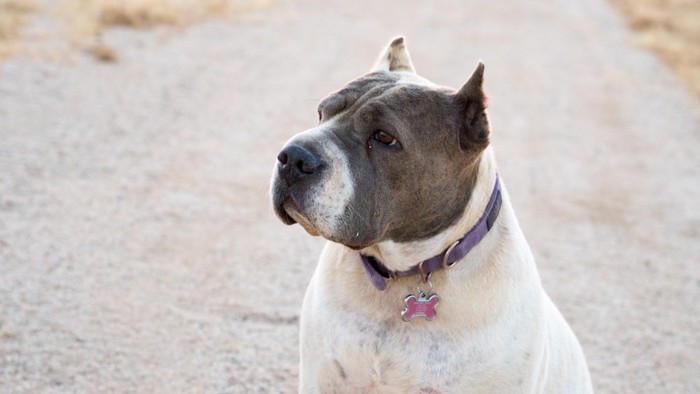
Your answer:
271;37;593;393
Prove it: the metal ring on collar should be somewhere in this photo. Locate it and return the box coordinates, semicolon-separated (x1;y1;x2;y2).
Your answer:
442;240;461;269
418;260;428;284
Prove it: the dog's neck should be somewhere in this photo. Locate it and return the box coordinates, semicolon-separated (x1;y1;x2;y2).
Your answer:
360;148;500;273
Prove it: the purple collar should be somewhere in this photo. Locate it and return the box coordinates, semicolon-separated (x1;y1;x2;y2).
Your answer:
360;175;502;291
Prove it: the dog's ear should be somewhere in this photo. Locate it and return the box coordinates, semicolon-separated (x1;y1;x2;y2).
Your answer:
455;62;490;151
371;36;416;73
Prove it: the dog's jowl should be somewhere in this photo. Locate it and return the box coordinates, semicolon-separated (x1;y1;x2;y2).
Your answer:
271;37;593;393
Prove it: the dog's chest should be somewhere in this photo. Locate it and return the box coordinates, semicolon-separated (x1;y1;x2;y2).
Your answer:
313;312;493;392
326;316;460;391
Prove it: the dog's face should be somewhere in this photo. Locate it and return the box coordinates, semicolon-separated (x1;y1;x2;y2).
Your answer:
271;37;490;250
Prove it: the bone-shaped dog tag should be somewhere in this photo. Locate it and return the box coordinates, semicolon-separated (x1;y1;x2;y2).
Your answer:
401;291;439;322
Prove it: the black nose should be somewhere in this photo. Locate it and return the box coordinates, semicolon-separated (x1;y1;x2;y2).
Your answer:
277;144;322;183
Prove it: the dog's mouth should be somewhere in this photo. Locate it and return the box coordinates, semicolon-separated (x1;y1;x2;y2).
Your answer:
277;199;320;237
272;178;373;247
274;199;297;225
275;199;376;249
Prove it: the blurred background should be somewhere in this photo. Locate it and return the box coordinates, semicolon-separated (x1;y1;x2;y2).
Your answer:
1;0;699;392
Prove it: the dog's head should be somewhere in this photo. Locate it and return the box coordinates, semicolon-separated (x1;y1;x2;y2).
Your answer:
271;37;490;250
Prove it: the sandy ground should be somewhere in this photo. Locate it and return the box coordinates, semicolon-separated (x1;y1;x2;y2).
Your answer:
1;0;699;392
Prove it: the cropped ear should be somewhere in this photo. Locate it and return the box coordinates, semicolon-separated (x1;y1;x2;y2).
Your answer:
371;36;416;73
455;62;490;151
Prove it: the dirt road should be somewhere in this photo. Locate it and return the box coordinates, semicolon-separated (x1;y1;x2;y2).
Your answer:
1;0;699;392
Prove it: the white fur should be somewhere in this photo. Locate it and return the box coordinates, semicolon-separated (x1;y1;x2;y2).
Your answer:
299;149;593;393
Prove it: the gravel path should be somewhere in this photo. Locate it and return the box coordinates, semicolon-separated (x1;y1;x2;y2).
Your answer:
1;0;699;392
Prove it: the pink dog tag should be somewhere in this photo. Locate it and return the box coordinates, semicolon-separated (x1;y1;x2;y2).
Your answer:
401;292;439;321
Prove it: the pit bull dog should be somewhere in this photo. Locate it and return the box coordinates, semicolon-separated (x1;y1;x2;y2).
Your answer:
271;37;593;393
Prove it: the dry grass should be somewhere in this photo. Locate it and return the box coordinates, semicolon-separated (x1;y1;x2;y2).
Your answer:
610;0;700;96
87;42;117;62
100;0;230;27
57;0;249;45
0;0;268;60
0;0;35;58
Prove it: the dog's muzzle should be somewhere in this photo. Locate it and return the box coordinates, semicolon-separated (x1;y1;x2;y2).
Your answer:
272;142;325;227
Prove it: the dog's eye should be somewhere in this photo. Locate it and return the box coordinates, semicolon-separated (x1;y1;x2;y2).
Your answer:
371;131;398;146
